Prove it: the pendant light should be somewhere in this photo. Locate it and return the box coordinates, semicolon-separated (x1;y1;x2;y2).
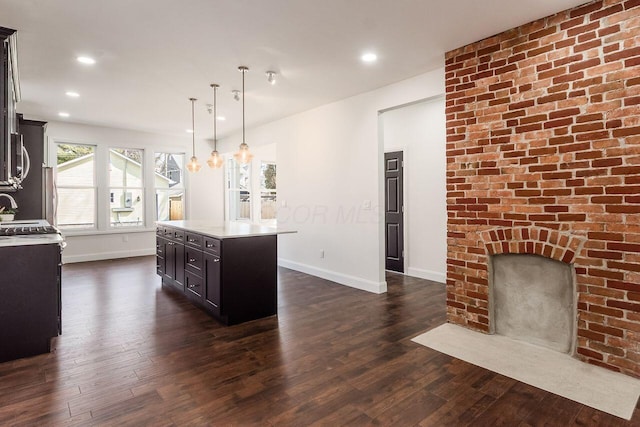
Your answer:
186;97;201;173
207;84;224;169
234;66;253;164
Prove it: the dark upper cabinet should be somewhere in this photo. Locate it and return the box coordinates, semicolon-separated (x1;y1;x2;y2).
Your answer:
0;26;22;191
12;116;47;219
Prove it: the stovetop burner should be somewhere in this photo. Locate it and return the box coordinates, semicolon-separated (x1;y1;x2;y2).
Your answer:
0;225;60;236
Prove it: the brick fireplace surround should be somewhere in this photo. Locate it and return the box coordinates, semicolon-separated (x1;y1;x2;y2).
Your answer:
445;0;640;378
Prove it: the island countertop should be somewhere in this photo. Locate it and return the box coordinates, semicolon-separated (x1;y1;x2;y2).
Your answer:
156;220;296;239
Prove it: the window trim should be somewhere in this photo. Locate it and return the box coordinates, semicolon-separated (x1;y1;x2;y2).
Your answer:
225;157;252;223
49;137;189;236
154;151;187;222
109;147;145;228
54;141;98;231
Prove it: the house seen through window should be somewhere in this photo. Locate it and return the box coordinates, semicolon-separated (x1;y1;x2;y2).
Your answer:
109;148;144;227
154;152;185;221
55;143;96;230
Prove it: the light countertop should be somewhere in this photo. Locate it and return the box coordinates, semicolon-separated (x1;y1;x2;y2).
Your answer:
156;220;296;239
0;233;64;248
0;219;65;248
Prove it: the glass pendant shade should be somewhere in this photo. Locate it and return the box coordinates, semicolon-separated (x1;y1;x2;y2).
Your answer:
187;155;201;172
207;150;223;168
233;142;253;164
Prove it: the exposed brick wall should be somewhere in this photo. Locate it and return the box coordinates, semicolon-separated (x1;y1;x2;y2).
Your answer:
445;0;640;377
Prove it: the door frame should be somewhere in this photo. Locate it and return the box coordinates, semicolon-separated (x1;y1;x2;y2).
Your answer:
383;147;408;274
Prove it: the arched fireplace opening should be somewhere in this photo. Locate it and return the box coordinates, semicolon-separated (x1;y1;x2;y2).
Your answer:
490;253;576;354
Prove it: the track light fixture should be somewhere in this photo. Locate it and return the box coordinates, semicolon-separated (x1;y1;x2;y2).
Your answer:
266;71;277;85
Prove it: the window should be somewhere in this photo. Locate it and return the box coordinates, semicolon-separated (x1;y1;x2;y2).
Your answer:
55;143;96;230
154;152;185;221
260;162;276;221
109;148;144;227
227;158;251;221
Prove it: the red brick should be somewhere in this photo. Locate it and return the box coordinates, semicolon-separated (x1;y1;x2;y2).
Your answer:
589;304;623;318
544;118;573;129
608;242;640;252
569;58;601;73
612;127;640;138
607;262;640;273
607;300;640;313
550;108;581;119
587;250;623;260
592;4;624;20
607;281;640;292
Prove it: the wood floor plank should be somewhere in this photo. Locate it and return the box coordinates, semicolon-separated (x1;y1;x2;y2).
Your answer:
0;255;636;426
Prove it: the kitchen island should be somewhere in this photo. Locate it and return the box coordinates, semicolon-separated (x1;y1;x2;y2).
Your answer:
156;220;295;325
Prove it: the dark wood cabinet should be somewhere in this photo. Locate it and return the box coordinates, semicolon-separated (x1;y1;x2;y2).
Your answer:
161;233;184;293
0;242;62;362
204;253;221;310
156;224;278;325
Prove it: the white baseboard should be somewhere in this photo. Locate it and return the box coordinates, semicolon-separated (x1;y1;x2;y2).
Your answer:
278;258;387;294
406;267;446;283
63;248;155;264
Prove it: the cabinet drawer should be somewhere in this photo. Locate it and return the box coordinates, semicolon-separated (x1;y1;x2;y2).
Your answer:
163;227;173;238
185;247;203;275
156;239;164;256
203;237;221;255
156;225;163;236
185;232;203;249
185;270;203;298
171;229;185;243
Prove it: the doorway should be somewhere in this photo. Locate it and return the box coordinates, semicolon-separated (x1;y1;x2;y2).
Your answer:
384;151;404;273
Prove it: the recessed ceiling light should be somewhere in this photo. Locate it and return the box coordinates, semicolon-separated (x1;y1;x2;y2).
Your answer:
66;91;80;98
361;52;377;63
216;116;226;121
58;112;70;118
76;56;96;65
185;129;193;133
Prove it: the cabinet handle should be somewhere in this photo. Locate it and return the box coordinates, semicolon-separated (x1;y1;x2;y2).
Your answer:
206;243;213;248
214;258;220;263
189;258;196;263
188;284;197;289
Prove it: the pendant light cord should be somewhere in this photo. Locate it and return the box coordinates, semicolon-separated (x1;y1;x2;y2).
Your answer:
242;68;245;145
190;98;196;155
213;85;217;151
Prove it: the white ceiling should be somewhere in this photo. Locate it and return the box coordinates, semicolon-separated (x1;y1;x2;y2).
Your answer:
0;0;587;140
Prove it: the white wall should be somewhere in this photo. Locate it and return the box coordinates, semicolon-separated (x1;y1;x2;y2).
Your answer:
381;97;447;283
45;121;193;263
204;68;445;293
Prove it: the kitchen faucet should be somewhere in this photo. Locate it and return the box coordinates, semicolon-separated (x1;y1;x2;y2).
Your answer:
0;193;18;210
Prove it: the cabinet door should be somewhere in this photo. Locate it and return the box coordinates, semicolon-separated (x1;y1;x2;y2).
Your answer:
163;241;175;281
204;253;221;310
174;242;185;290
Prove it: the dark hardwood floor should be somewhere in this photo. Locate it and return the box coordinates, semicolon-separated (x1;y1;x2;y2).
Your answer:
0;256;638;426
